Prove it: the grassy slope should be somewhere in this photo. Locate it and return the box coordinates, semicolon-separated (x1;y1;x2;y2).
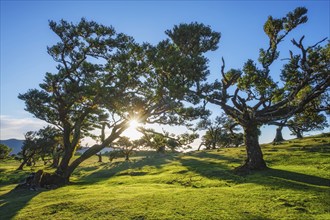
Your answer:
0;134;329;220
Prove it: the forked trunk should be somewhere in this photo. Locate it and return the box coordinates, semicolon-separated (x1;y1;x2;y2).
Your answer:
55;143;76;179
33;125;127;186
236;123;267;172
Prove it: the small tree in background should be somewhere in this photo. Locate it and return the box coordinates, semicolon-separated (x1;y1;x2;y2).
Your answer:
17;126;62;170
272;91;329;143
108;150;122;163
17;131;39;170
113;136;141;161
140;129;198;153
197;114;243;150
0;144;11;160
288;108;328;139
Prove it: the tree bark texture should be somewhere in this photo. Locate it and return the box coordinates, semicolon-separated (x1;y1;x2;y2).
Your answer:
237;123;267;172
56;146;75;179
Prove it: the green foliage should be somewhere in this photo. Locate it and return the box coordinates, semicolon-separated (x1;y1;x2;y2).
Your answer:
165;22;220;55
288;107;328;138
0;144;11;160
238;59;277;98
197;7;329;170
198;114;243;149
113;136;141;160
108;150;123;162
263;7;307;49
0;134;329;219
19;19;216;180
140;129;198;153
17;126;62;170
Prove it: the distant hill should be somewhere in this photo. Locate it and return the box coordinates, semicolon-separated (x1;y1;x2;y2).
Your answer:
0;140;113;156
0;139;24;155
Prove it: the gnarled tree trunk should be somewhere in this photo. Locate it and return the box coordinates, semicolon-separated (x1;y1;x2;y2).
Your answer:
55;146;76;183
237;122;267;172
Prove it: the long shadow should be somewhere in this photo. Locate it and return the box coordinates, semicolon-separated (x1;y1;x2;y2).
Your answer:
0;188;41;219
179;154;330;191
0;168;44;219
191;151;243;163
179;157;246;184
75;155;176;184
287;142;330;153
0;155;174;217
254;168;330;188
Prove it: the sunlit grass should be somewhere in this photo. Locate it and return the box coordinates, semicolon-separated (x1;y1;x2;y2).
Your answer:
0;133;329;219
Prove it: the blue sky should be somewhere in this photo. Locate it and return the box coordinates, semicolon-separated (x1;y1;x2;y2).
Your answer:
1;1;329;144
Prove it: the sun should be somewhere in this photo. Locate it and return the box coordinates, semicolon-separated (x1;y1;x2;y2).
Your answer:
129;119;139;129
123;119;143;140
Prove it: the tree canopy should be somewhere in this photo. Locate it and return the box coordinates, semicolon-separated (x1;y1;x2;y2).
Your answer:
19;19;217;184
0;144;11;160
195;7;329;171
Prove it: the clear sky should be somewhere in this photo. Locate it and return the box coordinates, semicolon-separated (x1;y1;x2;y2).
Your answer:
1;1;329;145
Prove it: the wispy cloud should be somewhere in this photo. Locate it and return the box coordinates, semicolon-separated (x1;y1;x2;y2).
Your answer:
0;115;48;140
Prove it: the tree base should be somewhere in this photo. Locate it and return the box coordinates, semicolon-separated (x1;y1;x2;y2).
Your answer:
234;161;268;175
15;170;67;190
273;138;285;145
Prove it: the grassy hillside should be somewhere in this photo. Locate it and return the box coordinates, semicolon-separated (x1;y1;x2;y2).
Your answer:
0;134;329;219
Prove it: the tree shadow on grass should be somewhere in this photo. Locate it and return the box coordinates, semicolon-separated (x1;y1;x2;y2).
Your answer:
286;143;330;153
179;156;246;184
0;155;174;217
0;188;41;219
193;150;245;164
179;154;330;191
190;151;243;163
74;154;176;184
254;168;330;188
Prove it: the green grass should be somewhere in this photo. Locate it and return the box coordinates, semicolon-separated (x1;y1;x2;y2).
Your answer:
0;134;329;219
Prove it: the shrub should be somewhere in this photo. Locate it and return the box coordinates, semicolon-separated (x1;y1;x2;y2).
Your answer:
0;144;12;159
